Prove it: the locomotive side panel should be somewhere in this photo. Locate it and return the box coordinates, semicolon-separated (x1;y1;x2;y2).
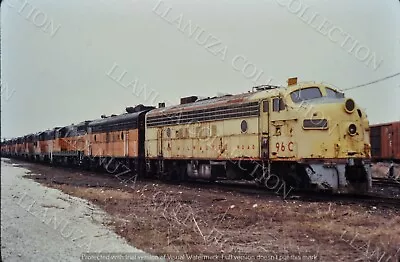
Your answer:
25;135;35;159
89;133;105;157
53;138;62;153
87;110;150;159
13;140;19;156
76;135;87;153
145;127;158;158
39;140;47;156
88;131;131;158
223;118;260;159
145;95;262;161
127;129;139;157
145;117;260;160
104;130;123;157
19;138;25;156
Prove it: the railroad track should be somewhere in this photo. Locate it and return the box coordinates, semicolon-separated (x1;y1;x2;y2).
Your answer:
294;192;400;209
6;158;400;209
167;179;400;209
372;177;400;188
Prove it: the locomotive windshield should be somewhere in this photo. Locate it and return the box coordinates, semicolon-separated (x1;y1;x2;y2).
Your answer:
290;87;322;103
326;88;345;98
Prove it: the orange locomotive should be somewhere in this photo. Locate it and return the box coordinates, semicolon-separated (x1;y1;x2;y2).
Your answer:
84;105;154;173
37;130;56;162
51;122;89;166
2;105;153;174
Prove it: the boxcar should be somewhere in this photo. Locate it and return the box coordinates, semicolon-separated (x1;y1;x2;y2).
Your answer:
370;121;400;162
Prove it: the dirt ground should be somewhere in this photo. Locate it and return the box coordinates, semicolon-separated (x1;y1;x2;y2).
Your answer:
6;159;400;262
1;159;154;261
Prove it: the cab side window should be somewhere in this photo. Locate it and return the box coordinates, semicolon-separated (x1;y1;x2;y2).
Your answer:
273;98;285;112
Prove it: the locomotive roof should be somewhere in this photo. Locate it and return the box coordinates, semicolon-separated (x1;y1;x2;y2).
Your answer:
148;88;282;117
147;82;348;117
89;111;143;127
89;105;155;128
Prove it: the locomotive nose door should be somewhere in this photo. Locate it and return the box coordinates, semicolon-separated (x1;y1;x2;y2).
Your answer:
260;100;269;159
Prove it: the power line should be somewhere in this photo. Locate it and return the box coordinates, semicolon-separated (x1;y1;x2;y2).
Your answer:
343;72;400;91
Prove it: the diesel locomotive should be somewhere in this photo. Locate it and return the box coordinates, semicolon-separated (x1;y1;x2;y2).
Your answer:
1;78;372;194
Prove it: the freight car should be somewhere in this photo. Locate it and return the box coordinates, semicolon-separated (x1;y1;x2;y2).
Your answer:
2;79;372;194
370;121;400;162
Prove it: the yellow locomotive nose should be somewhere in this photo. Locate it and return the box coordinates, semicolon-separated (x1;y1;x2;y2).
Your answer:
282;82;371;193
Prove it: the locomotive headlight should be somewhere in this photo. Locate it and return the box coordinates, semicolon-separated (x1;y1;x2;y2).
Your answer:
348;123;357;135
344;98;355;113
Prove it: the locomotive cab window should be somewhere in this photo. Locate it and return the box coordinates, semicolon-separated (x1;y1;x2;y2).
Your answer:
326;88;345;98
290;87;322;103
273;98;285;112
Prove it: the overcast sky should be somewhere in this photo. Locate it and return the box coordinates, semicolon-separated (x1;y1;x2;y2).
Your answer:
1;0;400;138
